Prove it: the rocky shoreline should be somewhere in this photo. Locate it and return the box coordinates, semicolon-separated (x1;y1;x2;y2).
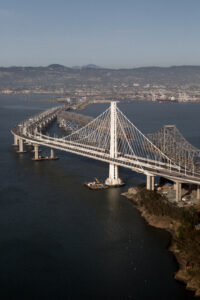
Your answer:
122;187;200;297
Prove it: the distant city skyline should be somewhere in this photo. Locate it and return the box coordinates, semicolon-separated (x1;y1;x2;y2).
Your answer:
0;0;200;68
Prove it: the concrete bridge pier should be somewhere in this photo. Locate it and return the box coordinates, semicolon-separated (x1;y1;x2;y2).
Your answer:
105;164;123;186
17;138;26;153
50;148;55;159
33;144;39;160
175;181;182;202
146;175;154;191
13;135;18;146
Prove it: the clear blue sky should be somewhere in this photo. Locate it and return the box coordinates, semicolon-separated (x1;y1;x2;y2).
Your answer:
0;0;200;68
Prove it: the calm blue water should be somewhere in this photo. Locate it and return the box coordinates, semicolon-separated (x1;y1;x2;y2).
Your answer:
0;95;198;300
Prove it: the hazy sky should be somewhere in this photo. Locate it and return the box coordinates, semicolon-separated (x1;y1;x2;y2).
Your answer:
0;0;200;68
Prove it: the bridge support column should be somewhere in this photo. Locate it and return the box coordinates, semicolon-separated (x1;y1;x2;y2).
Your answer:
175;182;181;202
17;138;26;153
197;185;200;200
105;164;123;186
33;144;39;160
146;175;154;191
105;102;123;187
13;135;18;146
50;148;54;159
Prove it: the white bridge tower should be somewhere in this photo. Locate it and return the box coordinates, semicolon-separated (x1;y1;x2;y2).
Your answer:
105;102;123;186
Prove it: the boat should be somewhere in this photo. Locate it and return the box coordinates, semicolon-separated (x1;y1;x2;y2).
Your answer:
84;178;108;190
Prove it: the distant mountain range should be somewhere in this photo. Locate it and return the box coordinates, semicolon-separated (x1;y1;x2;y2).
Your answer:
0;65;200;92
72;64;101;69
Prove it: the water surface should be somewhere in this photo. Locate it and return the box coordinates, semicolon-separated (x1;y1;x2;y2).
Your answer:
0;95;198;299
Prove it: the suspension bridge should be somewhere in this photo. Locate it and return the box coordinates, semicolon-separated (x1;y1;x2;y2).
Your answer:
11;102;200;202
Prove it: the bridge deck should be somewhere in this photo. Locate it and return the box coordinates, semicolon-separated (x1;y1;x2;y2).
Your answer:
11;105;200;186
